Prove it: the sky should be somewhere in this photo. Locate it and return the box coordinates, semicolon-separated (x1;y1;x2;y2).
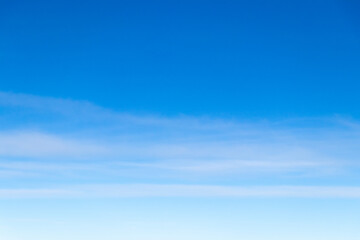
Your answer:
1;0;360;239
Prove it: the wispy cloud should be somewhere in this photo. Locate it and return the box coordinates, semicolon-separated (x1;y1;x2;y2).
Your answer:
0;91;109;117
1;184;360;198
0;131;108;158
0;91;359;184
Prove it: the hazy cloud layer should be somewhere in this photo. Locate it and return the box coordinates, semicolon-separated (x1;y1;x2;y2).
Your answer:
0;91;360;196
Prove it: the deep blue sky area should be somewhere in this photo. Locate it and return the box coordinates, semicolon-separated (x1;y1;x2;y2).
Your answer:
1;0;359;117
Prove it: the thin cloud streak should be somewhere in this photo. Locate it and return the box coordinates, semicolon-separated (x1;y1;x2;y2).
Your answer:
0;131;340;176
1;184;360;198
0;132;109;158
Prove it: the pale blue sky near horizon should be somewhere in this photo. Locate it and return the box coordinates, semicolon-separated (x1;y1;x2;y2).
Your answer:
1;0;360;239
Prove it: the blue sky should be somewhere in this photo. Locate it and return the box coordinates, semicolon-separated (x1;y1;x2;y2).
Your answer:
1;0;360;239
1;0;360;117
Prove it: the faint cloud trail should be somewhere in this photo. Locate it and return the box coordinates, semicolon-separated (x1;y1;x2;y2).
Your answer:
0;91;359;185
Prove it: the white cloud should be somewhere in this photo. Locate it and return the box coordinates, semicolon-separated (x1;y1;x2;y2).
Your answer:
0;131;339;176
0;131;109;158
0;91;359;179
1;184;360;198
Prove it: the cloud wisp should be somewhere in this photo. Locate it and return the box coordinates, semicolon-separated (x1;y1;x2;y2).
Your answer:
0;91;359;186
1;184;360;199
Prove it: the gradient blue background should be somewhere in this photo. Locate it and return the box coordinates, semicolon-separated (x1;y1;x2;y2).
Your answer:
1;1;360;240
